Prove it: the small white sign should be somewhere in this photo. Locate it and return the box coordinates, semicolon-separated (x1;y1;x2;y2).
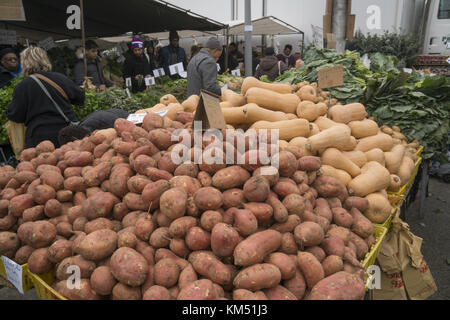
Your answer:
0;29;17;45
169;62;184;76
145;76;156;86
447;57;450;65
125;77;132;87
1;256;23;294
221;84;229;94
38;37;56;51
178;71;187;78
153;68;165;78
125;88;131;98
231;69;241;76
127;113;146;124
403;68;413;74
116;55;126;63
244;25;253;32
68;38;81;49
217;63;221;72
155;109;169;117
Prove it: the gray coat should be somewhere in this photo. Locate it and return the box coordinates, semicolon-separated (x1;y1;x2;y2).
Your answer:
187;48;221;97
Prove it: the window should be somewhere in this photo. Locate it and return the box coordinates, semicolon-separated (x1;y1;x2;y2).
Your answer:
438;0;450;19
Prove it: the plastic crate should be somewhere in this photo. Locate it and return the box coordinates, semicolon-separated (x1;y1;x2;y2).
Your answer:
362;225;388;292
416;145;424;157
388;157;422;197
0;259;35;293
374;206;399;230
29;270;66;300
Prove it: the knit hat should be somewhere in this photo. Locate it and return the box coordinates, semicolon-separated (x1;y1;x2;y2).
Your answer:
132;36;144;49
205;37;222;51
264;47;275;56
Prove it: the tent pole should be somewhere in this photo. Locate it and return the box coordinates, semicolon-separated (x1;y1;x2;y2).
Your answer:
225;28;230;73
244;0;252;77
80;0;87;78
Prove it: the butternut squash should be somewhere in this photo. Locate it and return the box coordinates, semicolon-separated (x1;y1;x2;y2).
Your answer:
392;131;407;141
380;125;393;135
286;113;298;120
384;144;406;174
364;148;385;166
375;189;388;198
250;119;311;141
392;138;402;145
339;136;358;151
135;103;167;114
182;95;200;113
348;119;379;138
392;126;401;132
246;87;300;114
408;139;420;149
397;156;415;185
306;125;351;153
164;103;184;121
241;76;292;95
316;102;328;116
297;85;317;102
364;193;392;224
348;161;390;197
279;140;289;149
296;101;320;121
222;103;289;125
160;94;179;106
343;151;367;168
404;149;418;162
328;103;368;124
309;123;320;137
314;116;347;131
319;165;352;186
355;133;394;152
387;174;402;192
288;137;314;156
220;101;233;109
221;89;247;107
321;148;361;177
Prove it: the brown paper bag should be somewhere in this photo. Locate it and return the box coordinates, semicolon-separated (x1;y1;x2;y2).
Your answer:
5;120;26;159
372;216;437;300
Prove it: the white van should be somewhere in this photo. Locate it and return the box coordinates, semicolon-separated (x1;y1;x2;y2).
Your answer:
423;0;450;54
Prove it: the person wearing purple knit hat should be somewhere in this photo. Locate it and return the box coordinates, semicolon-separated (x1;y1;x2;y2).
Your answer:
123;35;152;93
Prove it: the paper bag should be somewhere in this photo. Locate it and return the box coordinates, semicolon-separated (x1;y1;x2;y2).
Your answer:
373;216;437;300
5;120;26;159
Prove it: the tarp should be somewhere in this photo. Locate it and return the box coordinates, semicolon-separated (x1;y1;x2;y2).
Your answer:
0;0;226;42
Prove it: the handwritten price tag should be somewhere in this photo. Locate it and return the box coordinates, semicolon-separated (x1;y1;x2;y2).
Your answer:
231;69;241;76
1;256;23;294
127;114;146;125
153;68;165;78
169;62;184;76
145;77;156;86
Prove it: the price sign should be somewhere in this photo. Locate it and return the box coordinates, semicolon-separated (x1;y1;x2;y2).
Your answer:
1;256;23;294
125;77;132;87
153;68;165;78
125;88;131;98
127;113;146;124
403;68;413;74
231;69;241;76
155;109;169;117
318;64;343;89
447;57;450;65
169;62;184;76
145;76;156;86
178;71;187;78
217;63;221;72
38;37;56;51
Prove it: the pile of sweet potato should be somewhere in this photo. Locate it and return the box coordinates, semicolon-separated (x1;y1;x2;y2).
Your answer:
0;112;373;300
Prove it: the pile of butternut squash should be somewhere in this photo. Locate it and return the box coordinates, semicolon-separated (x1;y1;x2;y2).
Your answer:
138;76;421;225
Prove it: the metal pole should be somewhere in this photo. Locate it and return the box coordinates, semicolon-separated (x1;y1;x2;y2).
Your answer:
225;28;230;73
261;0;267;51
331;0;347;52
80;0;87;78
244;0;252;76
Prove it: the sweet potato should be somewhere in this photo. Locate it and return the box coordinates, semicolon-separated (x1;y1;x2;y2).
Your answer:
48;239;73;263
233;263;281;291
232;208;258;236
185;226;211;251
14;245;35;264
272;179;300;198
149;227;171;248
271;214;301;233
33;152;57;166
349;232;369;260
297;251;325;288
55;279;101;300
19;148;37;162
44;199;61;218
28;247;53;274
211;166;250;190
313;198;332;222
344;196;369;212
9;193;34;217
322;255;344;277
243;202;273;226
154;211;173;228
56;255;95;280
265;252;296;280
143;113;164;131
64;167;83;178
278;232;298;255
263;285;298;300
14;171;37;185
0;231;20;258
365;234;376;248
112;283;142;300
282;194;306;217
148;128;173;150
169;176;202;196
123;193;148;211
193;187;223;211
326;226;351;246
331;207;354;229
305;246;326;263
110;247;149;287
83;192;119;220
126;175;151;194
265;191;288;223
75;229;117;261
177;279;219;300
64;176;87;192
67;205;84;224
306;271;365;300
197;171;212;187
17;162;35;173
173;163;198;178
222;188;246;210
168;216;198;238
141;180;171;209
109;166;133;198
178;264;198;289
350;207;373;239
153;258;181;288
234;230;282;266
233;289;269;300
210;223;240;258
298;156;321;172
84;217;113;234
159;187;187;220
90;266;117;296
143;285;171;300
18;221;56;248
56;221;73;238
169;237;190;258
189;251;231;285
321;235;345;258
0;199;9;218
313;175;344;198
112;202;129;221
243;176;270;202
56;190;72;203
36;140;55;155
200;210;223;232
294;222;324;248
275;151;297;178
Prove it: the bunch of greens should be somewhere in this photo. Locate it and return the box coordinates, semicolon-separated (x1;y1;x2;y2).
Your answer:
0;77;23;145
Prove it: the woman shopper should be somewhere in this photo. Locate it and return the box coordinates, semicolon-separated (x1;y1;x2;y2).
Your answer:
6;46;85;148
123;35;152;93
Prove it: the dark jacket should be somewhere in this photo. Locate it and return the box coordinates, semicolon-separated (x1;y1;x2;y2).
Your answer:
73;57;113;88
145;53;157;71
6;72;85;148
187;48;222;97
276;53;296;68
80;108;129;133
123;53;152;93
161;45;187;78
254;55;288;81
0;65;15;89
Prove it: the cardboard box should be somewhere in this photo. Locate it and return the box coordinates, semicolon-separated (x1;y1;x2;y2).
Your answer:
193;90;226;130
326;33;337;49
318;64;343;89
346;14;356;40
0;0;25;21
325;0;333;14
323;14;332;36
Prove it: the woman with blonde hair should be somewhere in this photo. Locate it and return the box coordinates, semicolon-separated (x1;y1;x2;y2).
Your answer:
6;46;85;148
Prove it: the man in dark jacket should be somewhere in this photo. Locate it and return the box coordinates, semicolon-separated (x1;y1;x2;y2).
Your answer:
0;48;21;89
73;40;113;90
161;31;187;79
187;37;223;97
276;44;296;68
254;47;289;81
58;108;129;145
123;35;152;93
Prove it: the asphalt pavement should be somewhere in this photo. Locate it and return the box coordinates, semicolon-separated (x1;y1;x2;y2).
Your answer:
0;177;448;300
